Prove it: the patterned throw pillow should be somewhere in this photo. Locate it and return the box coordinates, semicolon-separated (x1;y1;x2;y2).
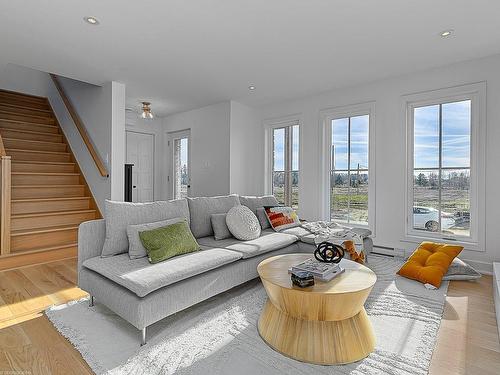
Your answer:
264;206;300;232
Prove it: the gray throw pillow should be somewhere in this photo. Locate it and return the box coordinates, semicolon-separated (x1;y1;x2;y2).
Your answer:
256;207;271;230
443;258;481;281
101;199;190;257
226;205;261;240
127;217;184;259
211;213;233;240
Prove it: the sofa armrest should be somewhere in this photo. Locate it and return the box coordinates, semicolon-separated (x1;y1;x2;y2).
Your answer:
78;219;106;282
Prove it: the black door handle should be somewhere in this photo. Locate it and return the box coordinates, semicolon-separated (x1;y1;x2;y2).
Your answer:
133;185;137;188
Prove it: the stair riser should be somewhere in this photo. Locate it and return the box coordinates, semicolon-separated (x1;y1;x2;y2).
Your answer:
11;229;78;252
12;198;90;214
3;139;66;153
12;174;80;185
0;128;63;143
0;120;60;134
0;94;49;109
12;211;96;231
0;112;55;125
8;150;71;162
12;186;85;199
12;163;75;173
0;104;52;118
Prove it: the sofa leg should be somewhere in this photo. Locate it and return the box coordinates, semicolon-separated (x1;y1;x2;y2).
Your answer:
140;327;147;346
89;295;94;307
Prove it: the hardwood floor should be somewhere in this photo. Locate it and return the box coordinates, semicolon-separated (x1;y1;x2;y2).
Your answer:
0;258;498;374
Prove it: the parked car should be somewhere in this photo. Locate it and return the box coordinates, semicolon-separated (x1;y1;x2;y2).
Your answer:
413;206;455;232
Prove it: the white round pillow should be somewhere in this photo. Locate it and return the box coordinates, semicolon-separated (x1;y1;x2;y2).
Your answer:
226;205;261;240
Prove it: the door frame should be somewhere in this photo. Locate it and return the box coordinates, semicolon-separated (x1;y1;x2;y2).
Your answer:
166;129;191;200
125;130;155;202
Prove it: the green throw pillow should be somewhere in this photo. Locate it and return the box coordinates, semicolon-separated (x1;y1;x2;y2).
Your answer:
139;220;200;264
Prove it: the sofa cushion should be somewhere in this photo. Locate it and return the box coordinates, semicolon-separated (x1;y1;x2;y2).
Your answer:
101;199;190;257
197;229;298;259
239;195;279;214
187;195;240;238
281;226;315;244
83;247;243;297
240;195;279;230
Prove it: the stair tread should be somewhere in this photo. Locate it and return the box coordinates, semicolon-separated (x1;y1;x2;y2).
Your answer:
12;196;90;202
11;172;80;176
12;209;95;218
13;184;85;187
0;118;58;128
0;109;54;120
12;161;75;165
0;102;51;113
0;89;48;101
12;225;80;236
10;243;78;255
6;148;70;155
0;128;61;137
3;137;64;146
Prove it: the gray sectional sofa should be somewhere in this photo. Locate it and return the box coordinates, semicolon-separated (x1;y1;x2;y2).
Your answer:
77;194;371;345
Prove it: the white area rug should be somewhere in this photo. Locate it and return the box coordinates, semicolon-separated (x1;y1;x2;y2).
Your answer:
46;255;448;375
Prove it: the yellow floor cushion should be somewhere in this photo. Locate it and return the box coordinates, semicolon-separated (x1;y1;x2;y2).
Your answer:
397;241;463;288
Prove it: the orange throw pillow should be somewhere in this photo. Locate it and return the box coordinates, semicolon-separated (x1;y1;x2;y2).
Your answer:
397;242;463;288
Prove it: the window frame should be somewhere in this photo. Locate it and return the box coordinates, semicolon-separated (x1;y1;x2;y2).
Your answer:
403;83;486;250
320;102;376;233
264;114;302;212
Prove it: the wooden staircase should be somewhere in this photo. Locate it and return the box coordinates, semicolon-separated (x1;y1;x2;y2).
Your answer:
0;89;101;270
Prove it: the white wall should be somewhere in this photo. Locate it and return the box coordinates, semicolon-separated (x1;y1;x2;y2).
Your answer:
257;54;500;272
163;102;231;198
229;101;264;195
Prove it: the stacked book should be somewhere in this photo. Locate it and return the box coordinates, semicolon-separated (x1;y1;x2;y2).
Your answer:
290;258;345;282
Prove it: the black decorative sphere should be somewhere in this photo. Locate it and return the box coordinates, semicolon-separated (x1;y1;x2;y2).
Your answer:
314;242;344;264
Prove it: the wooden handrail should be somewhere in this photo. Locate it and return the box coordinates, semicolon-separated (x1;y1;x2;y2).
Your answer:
49;74;109;177
0;133;10;255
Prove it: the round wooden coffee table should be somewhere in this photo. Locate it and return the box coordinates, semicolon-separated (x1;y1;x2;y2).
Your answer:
257;253;377;365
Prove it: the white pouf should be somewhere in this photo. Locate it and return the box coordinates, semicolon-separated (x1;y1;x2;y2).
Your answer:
226;205;261;240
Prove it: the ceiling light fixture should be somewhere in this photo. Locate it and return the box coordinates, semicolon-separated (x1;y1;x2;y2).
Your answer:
248;85;256;91
84;16;99;25
440;29;453;37
140;102;154;119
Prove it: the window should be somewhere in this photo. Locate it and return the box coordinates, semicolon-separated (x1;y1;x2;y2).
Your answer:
168;130;190;200
268;120;299;210
405;83;486;246
330;115;369;225
321;103;375;229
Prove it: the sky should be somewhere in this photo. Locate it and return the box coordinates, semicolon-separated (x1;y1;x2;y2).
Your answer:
273;125;299;171
414;100;470;169
273;100;470;174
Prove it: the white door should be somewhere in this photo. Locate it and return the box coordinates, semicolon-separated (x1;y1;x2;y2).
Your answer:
167;130;190;200
126;131;154;202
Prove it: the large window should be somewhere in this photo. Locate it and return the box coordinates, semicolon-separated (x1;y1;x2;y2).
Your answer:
412;101;471;236
406;83;485;246
271;123;299;209
330;115;369;225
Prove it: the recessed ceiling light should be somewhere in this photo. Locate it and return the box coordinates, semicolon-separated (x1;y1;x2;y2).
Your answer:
248;85;256;91
84;16;99;25
440;29;453;37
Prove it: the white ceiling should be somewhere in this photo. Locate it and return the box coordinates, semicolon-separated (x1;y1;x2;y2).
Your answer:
1;0;500;117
